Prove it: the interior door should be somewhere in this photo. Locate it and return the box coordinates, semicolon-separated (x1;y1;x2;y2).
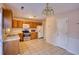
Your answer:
56;17;68;48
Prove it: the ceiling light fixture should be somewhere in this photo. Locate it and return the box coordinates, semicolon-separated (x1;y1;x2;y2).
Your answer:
42;3;54;16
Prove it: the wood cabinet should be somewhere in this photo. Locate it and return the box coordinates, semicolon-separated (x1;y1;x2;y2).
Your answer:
30;22;37;28
12;20;23;28
3;40;20;55
12;19;42;28
12;19;42;40
17;20;23;28
3;9;12;29
37;22;42;25
12;20;17;28
31;32;38;39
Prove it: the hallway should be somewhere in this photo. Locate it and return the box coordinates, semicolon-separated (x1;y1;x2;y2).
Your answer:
19;39;73;55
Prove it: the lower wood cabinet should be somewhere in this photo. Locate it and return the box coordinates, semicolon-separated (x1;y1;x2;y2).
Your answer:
3;40;20;55
31;32;38;40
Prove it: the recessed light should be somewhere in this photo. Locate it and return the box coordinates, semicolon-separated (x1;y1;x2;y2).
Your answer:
21;6;24;10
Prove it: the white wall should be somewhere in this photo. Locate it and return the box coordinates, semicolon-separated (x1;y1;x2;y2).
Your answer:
11;28;22;34
55;8;79;54
45;16;57;44
55;17;69;49
45;8;79;54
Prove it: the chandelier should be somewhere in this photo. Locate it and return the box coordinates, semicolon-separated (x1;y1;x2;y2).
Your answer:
42;3;54;16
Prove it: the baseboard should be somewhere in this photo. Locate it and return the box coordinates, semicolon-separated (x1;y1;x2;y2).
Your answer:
46;40;76;55
53;43;75;55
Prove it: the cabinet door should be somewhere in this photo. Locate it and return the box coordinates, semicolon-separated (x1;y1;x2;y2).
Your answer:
17;20;23;28
37;22;42;25
12;20;18;28
34;22;37;28
3;9;12;29
31;32;38;39
30;22;33;28
23;21;27;24
30;22;37;28
3;40;19;55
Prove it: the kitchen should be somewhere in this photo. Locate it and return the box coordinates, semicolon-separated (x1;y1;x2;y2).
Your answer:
3;7;44;55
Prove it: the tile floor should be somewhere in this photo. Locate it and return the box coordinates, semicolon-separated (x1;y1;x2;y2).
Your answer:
19;39;73;55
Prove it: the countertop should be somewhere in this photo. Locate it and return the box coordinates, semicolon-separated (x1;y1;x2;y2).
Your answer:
3;35;20;42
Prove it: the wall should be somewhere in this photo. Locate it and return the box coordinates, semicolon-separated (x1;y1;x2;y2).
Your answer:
0;8;3;55
55;8;79;54
0;4;2;7
11;28;22;34
45;16;57;44
45;8;79;54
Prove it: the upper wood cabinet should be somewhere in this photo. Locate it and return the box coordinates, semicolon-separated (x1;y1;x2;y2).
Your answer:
36;22;42;25
12;19;42;28
30;22;42;28
12;20;18;28
17;20;23;28
30;22;37;28
3;9;13;29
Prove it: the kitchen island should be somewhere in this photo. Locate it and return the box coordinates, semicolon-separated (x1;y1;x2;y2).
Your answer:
3;35;20;55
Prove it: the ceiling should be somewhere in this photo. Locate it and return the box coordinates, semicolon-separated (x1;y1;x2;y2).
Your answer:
4;3;79;20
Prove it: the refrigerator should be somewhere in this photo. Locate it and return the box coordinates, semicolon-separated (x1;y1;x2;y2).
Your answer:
37;25;43;39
